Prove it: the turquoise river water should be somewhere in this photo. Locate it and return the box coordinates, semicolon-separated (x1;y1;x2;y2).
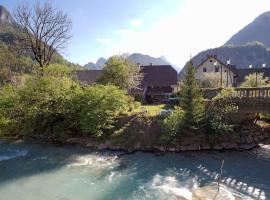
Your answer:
0;139;270;200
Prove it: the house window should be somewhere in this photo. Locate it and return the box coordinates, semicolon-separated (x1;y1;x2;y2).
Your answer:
203;68;207;72
215;67;219;72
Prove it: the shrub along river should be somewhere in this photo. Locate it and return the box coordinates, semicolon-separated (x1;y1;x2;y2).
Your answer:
0;139;270;200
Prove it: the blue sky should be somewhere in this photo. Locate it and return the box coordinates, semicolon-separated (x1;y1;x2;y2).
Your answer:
2;0;270;69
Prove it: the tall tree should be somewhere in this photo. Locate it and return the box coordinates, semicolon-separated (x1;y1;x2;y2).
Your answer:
241;72;269;87
0;43;16;85
14;1;72;68
179;61;205;133
98;55;142;91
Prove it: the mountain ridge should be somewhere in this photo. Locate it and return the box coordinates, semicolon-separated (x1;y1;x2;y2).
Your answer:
225;11;270;46
85;53;171;70
179;10;270;80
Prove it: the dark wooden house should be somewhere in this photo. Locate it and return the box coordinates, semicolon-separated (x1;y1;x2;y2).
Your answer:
76;70;103;85
76;65;178;104
132;65;178;104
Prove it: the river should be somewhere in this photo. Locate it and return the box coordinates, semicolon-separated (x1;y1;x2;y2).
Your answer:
0;139;269;200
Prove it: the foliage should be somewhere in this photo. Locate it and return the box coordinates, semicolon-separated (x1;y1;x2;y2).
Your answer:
97;55;142;91
200;72;220;88
179;61;205;133
214;87;235;100
0;85;19;135
0;42;15;85
241;72;269;87
161;107;184;144
42;63;72;78
72;85;130;136
206;88;238;134
207;99;238;134
0;71;131;137
15;1;72;68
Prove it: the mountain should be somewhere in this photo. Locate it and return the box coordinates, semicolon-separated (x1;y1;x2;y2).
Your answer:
85;57;106;70
0;5;14;25
0;5;19;45
128;53;170;65
226;11;270;46
85;53;171;70
0;5;81;69
179;11;270;80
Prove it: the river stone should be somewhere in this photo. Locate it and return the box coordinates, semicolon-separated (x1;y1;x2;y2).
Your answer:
192;185;243;200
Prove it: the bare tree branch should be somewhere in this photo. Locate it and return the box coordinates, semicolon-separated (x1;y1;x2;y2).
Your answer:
14;1;72;68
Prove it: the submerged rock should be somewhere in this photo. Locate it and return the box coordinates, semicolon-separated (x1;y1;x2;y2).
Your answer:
192;185;243;200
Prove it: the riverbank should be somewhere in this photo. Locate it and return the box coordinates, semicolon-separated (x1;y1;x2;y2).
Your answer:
4;120;270;154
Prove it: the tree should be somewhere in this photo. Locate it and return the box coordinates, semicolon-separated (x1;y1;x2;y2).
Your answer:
179;61;205;133
0;42;16;85
200;72;220;88
161;106;184;144
98;55;142;91
241;72;269;87
14;1;72;68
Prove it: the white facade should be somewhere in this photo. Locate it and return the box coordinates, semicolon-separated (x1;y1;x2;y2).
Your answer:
195;56;237;87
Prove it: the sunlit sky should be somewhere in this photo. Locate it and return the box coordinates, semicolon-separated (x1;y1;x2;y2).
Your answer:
2;0;270;69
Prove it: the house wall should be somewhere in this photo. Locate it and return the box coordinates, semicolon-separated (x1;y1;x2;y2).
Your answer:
195;57;236;87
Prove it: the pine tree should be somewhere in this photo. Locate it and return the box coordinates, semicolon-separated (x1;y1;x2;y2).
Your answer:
179;61;205;133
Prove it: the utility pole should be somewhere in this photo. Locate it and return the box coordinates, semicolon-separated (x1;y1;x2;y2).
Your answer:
256;70;258;87
226;59;230;87
220;65;223;88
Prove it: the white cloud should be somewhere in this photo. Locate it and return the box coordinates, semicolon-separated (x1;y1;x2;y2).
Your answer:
129;19;142;27
96;0;270;70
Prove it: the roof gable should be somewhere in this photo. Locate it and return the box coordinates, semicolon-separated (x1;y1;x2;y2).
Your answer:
76;70;103;84
140;65;177;86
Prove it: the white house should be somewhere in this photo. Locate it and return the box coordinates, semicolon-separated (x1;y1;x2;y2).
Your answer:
195;55;238;87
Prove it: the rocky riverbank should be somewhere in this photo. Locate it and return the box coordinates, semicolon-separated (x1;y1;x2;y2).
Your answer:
49;120;270;153
3;120;270;153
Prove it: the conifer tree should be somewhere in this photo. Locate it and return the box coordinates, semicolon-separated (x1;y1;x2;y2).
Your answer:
179;61;205;133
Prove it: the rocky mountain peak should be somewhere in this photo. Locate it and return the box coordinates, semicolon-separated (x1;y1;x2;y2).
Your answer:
0;5;14;25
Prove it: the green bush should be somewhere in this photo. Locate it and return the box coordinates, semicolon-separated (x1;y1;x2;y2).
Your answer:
241;72;269;87
72;85;130;136
160;107;184;144
207;88;238;134
0;73;131;138
200;72;220;88
0;85;20;136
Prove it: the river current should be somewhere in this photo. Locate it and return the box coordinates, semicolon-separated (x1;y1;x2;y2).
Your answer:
0;139;270;200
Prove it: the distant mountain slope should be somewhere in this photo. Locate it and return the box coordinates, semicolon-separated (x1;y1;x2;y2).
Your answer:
179;42;270;80
0;5;81;68
85;57;106;70
225;11;270;46
0;5;13;24
128;53;170;65
85;53;171;70
179;10;270;80
0;5;20;45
